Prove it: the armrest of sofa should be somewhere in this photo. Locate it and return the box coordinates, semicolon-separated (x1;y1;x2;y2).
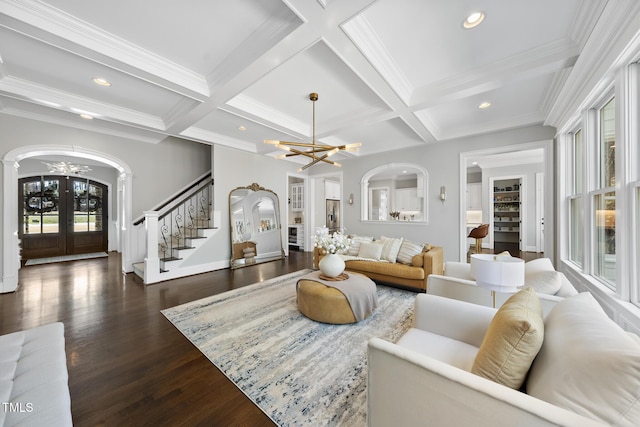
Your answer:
367;338;605;427
420;246;443;275
413;293;496;348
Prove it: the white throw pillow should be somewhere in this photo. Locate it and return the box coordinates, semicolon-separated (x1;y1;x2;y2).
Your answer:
525;270;562;295
396;240;424;265
380;236;404;263
357;242;383;260
348;235;374;256
527;292;640;426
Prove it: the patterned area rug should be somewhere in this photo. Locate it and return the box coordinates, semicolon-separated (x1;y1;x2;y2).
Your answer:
161;269;416;426
25;252;108;266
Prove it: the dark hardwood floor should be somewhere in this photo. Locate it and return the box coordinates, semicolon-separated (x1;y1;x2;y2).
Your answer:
0;251;313;427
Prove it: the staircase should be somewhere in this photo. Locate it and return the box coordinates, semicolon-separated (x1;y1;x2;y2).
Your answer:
132;174;220;284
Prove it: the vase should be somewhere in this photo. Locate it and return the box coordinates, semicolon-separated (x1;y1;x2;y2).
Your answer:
319;253;345;278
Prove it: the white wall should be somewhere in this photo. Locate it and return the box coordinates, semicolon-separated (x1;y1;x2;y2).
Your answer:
308;124;556;262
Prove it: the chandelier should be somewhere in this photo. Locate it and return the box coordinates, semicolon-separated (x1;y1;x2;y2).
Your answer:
42;161;92;175
264;93;361;171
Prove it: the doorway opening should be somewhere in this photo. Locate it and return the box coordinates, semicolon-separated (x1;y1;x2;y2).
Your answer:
19;175;108;262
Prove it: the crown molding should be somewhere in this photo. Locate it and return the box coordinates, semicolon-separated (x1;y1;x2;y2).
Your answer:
0;0;209;98
341;14;413;104
411;37;578;110
0;76;166;129
546;0;640;128
226;93;309;136
179;127;257;152
0;107;165;144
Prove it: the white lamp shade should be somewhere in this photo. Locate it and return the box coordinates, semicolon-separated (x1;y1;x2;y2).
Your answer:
470;254;525;292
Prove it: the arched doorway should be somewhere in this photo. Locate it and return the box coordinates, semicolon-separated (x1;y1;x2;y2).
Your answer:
19;175;108;261
2;145;133;293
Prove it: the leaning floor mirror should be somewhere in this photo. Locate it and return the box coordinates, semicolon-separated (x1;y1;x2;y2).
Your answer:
229;183;284;269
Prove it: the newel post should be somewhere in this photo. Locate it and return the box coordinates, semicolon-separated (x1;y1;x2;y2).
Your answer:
144;211;160;284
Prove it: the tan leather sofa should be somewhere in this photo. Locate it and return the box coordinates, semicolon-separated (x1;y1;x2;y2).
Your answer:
313;245;443;292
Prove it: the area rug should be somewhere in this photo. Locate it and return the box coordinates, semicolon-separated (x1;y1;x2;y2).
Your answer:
161;269;416;426
25;252;108;266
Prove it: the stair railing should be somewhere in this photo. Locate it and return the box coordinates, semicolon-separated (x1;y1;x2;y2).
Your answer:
141;175;213;281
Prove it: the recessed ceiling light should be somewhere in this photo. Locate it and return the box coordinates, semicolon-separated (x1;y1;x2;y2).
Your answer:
472;161;478;165
93;77;111;87
238;125;247;131
79;114;94;120
463;12;485;29
478;101;492;109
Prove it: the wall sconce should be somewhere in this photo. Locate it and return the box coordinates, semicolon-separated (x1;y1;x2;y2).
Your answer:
348;193;354;205
440;186;446;204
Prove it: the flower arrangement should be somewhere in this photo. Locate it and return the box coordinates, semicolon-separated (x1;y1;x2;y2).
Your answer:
390;211;400;220
314;229;351;254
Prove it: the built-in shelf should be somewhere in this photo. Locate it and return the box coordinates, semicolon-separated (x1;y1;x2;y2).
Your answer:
493;179;521;255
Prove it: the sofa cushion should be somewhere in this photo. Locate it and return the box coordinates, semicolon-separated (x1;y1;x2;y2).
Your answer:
471;287;544;389
348;235;374;256
380;236;404;263
358;242;383;260
397;240;424;265
527;292;640;426
345;260;425;280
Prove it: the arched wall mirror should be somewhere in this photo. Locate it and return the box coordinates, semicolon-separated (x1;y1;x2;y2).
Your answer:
229;183;284;269
361;163;429;223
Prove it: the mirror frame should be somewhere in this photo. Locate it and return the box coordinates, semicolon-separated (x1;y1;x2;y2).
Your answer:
229;182;284;269
360;163;429;223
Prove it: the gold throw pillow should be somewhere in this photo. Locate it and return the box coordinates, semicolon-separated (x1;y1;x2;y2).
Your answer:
471;287;544;389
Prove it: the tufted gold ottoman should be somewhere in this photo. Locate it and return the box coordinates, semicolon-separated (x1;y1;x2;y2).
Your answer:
296;272;377;324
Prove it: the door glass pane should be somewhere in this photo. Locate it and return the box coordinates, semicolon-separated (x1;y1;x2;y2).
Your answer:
74;180;89;232
22;179;60;234
23;180;41;234
600;98;615;188
570;196;583;266
594;192;616;286
41;179;59;233
89;184;103;231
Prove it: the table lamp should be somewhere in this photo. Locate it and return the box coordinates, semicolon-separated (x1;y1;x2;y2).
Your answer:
470;254;525;307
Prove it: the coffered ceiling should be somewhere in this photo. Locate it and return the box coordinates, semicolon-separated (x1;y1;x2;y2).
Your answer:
0;0;615;165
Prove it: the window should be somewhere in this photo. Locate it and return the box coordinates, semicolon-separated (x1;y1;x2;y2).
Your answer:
569;130;584;266
592;98;616;287
594;191;616;285
600;98;616;188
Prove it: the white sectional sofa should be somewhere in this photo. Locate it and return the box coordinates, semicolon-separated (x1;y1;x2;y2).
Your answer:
368;292;640;426
0;322;72;426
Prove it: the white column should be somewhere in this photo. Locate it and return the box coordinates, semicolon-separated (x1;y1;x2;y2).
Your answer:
143;211;160;285
1;160;20;293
